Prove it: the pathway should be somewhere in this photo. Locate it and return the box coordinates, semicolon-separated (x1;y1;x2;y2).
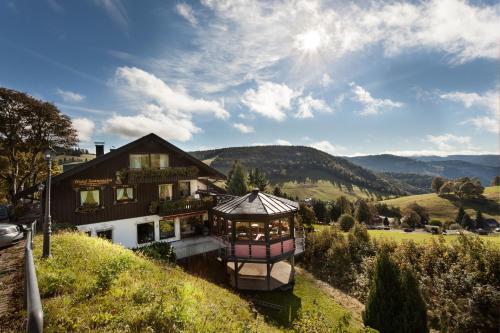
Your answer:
0;240;25;332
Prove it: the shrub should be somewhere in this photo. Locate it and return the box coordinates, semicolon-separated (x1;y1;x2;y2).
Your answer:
133;242;176;263
429;220;442;227
339;214;355;232
448;223;461;230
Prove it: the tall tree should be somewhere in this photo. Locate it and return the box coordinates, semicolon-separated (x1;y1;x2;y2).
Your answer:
491;176;500;186
460;213;473;230
272;186;283;197
298;203;317;231
335;195;352;216
329;202;341;222
312;200;328;223
400;269;428;333
455;206;466;225
431;176;445;193
248;168;269;191
354;199;371;223
225;161;248;196
0;87;77;202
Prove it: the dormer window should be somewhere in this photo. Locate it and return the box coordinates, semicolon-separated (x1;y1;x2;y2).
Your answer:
129;153;169;169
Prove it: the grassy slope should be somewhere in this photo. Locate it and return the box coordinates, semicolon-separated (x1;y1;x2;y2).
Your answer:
381;186;500;221
34;233;365;332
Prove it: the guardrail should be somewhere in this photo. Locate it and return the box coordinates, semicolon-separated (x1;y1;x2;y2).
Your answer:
24;221;43;333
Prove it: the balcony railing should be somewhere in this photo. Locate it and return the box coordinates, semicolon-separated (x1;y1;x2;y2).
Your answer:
152;198;214;216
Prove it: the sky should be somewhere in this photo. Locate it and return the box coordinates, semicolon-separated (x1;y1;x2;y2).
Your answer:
0;0;499;156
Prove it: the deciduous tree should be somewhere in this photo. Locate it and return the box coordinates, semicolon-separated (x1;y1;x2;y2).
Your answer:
431;176;445;193
0;87;77;202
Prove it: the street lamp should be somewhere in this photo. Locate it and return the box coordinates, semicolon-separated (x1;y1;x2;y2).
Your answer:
42;148;56;258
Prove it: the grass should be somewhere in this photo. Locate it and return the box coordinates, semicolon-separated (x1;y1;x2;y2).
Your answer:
34;232;366;332
250;271;364;332
381;186;500;221
280;180;376;201
34;233;279;333
313;224;500;248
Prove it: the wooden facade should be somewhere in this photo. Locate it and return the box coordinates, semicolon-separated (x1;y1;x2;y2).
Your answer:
47;133;225;226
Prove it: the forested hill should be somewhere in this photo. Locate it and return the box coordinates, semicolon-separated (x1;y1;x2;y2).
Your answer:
190;146;403;195
348;154;498;186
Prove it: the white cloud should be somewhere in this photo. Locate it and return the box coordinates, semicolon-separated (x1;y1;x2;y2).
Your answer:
309;140;345;155
321;73;333;87
296;94;332;119
94;0;128;27
56;89;85;103
176;3;198;26
382;149;496;157
440;89;498;133
241;81;301;121
233;123;254;134
104;66;228;141
350;82;403;115
151;0;500;94
72;117;95;142
275;139;292;145
426;133;471;151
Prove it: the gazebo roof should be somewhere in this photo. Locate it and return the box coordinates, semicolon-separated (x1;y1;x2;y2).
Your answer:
212;189;299;216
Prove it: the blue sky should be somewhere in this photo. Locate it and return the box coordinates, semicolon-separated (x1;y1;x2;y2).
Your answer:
1;0;499;156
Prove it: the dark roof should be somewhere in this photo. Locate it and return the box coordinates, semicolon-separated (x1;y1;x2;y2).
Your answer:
15;133;226;199
212;189;299;216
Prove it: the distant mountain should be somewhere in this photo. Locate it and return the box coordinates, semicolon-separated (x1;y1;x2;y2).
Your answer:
414;155;499;168
378;172;434;194
190;146;404;195
348;154;498;186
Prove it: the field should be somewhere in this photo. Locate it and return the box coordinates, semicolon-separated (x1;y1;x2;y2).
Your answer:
33;232;366;332
381;186;500;221
280;180;377;201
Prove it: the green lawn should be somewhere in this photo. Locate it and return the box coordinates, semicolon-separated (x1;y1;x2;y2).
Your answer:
313;224;500;248
251;270;364;332
381;186;500;221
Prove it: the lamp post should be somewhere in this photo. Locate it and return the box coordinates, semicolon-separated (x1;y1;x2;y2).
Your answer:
42;148;55;258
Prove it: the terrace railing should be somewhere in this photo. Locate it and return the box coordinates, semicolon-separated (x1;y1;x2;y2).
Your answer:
24;221;43;333
156;198;214;216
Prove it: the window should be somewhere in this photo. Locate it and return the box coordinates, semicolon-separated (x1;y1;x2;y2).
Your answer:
250;222;266;241
151;154;169;169
180;215;201;238
130;154;150;169
179;181;191;198
226;219;233;239
137;222;155;244
235;221;250;241
159;219;175;239
159;184;173;201
269;220;280;240
97;229;112;241
79;189;100;207
116;187;134;202
280;219;291;238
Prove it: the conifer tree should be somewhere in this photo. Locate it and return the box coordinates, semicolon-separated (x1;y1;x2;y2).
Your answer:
475;210;485;229
455;206;465;225
226;161;248;196
400;269;428;333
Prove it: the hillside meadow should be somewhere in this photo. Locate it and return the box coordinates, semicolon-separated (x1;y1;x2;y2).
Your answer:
33;233;371;333
381;186;500;221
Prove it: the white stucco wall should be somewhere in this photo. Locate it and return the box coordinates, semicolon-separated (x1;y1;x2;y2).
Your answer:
77;211;209;249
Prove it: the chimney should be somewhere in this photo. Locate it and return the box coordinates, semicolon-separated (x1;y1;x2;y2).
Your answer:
95;141;105;157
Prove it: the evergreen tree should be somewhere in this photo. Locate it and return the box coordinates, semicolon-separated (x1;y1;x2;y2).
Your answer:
364;253;429;333
363;252;405;333
400;269;429;333
455;206;465;225
491;176;500;186
383;216;389;226
329;202;341;222
248;168;269;191
475;210;485;229
298;203;317;231
273;186;282;197
339;214;355;232
313;200;328;223
354;199;371;223
335;195;352;215
226;161;248;196
461;213;473;230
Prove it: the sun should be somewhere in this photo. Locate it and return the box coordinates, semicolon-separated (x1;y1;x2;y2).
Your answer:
295;30;322;53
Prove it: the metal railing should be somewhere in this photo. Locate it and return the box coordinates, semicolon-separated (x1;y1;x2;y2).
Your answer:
24;221;43;333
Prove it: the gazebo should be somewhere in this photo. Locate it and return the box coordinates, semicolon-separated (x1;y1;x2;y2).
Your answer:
211;189;303;290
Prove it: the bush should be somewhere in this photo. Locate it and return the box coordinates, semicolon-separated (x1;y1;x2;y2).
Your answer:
448;223;461;230
429;220;442;227
133;242;176;263
339;214;355;232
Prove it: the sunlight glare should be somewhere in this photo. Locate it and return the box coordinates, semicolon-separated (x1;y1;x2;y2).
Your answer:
295;30;322;52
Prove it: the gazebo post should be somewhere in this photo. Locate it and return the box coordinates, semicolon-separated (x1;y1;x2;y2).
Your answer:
266;262;271;290
234;259;239;289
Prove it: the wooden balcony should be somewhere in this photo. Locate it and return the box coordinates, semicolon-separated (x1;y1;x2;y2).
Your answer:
153;198;214;216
